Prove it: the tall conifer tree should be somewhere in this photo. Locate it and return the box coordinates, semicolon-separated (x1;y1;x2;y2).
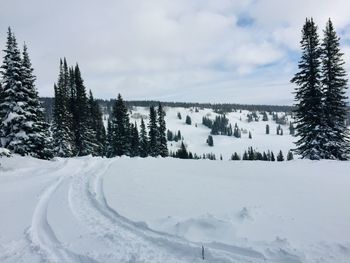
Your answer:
321;19;349;159
21;44;53;159
110;94;130;156
291;18;325;160
157;103;168;157
87;90;106;156
130;122;140;157
139;118;148;158
148;105;158;157
52;60;74;157
0;29;52;158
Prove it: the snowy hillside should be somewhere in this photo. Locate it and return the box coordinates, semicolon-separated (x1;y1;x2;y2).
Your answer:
128;106;295;159
0;156;350;263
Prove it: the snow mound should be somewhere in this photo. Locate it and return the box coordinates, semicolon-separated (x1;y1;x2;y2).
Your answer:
154;214;237;244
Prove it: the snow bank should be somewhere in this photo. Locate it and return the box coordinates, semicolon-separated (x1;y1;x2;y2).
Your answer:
104;157;350;262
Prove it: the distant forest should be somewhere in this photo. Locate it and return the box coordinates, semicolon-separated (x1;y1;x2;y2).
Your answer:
40;97;294;121
40;97;350;125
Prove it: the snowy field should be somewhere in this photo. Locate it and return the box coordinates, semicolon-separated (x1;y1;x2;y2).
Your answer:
1;107;350;262
0;156;350;263
128;106;295;159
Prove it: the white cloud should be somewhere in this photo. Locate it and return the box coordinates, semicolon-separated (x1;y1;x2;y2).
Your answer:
0;0;350;104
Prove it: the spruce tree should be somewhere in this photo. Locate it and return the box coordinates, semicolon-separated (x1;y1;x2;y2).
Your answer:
157;103;168;157
277;150;284;161
287;150;294;161
105;119;114;157
52;59;74;157
231;152;240;160
87;90;106;156
130;122;140;157
321;19;349;159
177;112;182;119
21;44;53;159
185;115;192;125
0;28;28;154
242;151;248;160
139;118;148;157
110;94;130;156
177;141;189;159
0;29;52;159
291;18;324;160
207;135;214;146
73;65;96;156
0;83;3;121
148;105;158;157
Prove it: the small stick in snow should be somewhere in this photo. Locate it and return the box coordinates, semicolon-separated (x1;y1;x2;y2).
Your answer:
202;245;205;260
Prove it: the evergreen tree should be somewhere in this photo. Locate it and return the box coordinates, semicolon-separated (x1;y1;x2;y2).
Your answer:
289;122;295;135
263;151;268;161
167;130;174;141
87;90;106;156
110;94;130;156
185;115;192;125
277;150;284;161
262;111;268;121
177;141;189;159
148;105;158;157
231;152;240;160
130;122;140;157
21;44;53;159
52;59;74;157
207;135;214;146
248;131;252;139
72;64;95;155
0;28;52;158
177;130;182;140
248;146;255;160
157;103;168;157
139;118;148;157
0;82;3;121
105;119;114;157
177;112;182;119
287;150;294;161
270;151;275;161
291;18;324;160
233;123;241;138
0;28;28;154
242;151;248;160
321;19;349;159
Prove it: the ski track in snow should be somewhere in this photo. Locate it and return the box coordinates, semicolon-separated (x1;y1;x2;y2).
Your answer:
27;158;97;263
1;157;306;263
68;158;267;262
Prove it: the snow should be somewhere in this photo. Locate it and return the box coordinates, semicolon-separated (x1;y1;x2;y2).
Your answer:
128;106;295;159
0;155;349;263
0;106;349;262
0;147;11;157
2;112;20;125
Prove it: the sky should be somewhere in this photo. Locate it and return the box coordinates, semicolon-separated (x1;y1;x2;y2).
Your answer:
1;0;350;105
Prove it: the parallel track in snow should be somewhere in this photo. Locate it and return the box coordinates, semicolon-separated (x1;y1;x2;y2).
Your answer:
68;158;267;263
27;159;97;263
3;158;272;263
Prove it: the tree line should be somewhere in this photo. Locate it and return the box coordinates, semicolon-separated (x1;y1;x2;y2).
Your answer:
0;28;169;159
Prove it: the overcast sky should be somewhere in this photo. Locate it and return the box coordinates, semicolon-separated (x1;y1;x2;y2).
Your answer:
1;0;350;105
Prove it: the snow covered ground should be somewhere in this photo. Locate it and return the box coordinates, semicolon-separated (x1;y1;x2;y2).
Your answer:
0;107;349;262
129;106;295;159
0;156;350;263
